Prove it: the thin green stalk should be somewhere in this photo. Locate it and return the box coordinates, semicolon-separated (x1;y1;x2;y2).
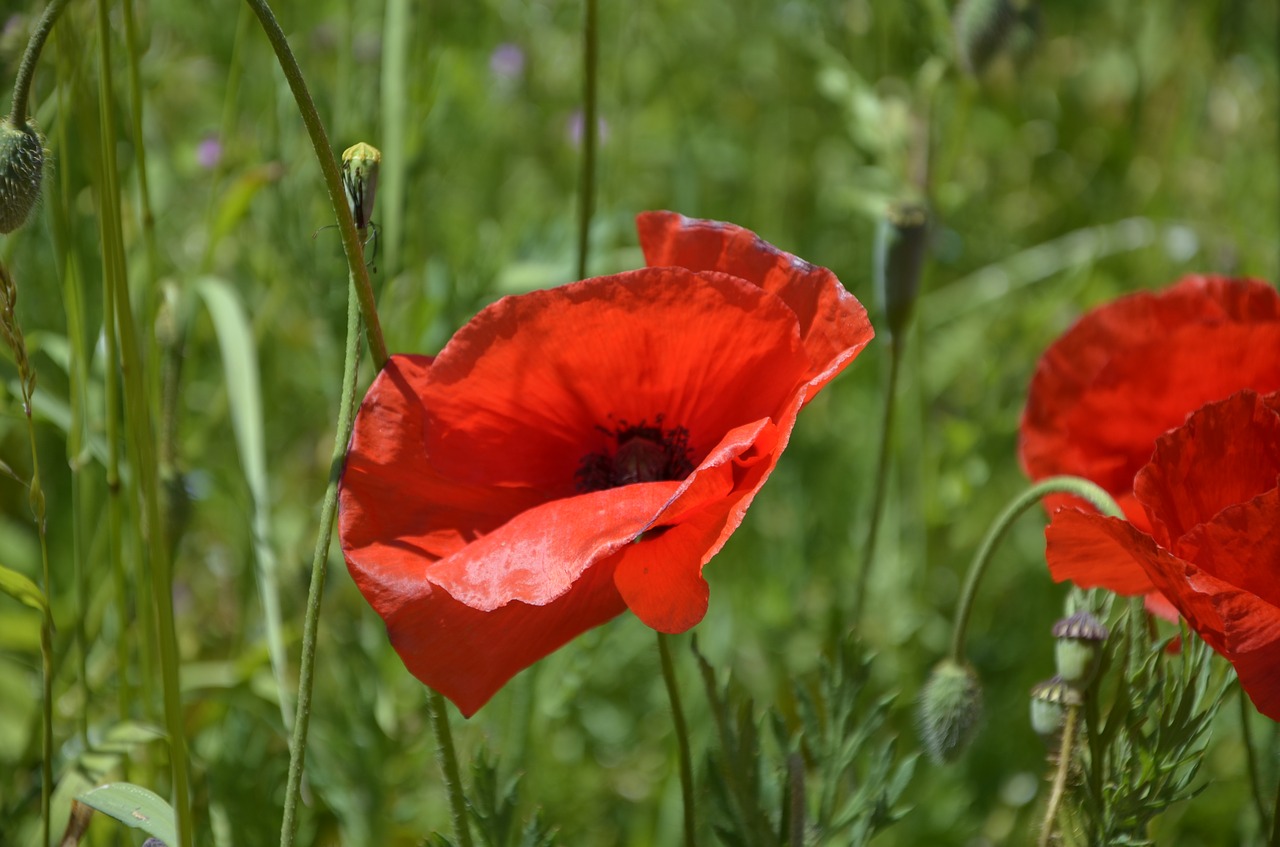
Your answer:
242;0;389;370
1038;704;1079;847
278;276;364;847
3;261;55;847
95;0;193;842
949;476;1123;663
1240;686;1271;835
379;0;409;275
658;633;698;847
849;336;904;630
575;0;599;281
7;0;73;123
427;690;474;847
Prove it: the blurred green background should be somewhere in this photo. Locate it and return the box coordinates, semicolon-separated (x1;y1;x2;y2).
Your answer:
0;0;1277;844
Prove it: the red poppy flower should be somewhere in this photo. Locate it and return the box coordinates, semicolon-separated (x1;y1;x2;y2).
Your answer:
1045;390;1280;719
1020;275;1280;538
338;211;873;716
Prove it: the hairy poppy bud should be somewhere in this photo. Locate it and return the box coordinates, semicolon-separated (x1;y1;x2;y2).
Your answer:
918;658;984;763
0;118;45;234
1052;609;1108;688
874;202;928;339
1029;675;1081;742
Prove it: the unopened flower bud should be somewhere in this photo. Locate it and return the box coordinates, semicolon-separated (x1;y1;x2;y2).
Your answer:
874;202;928;339
1052;610;1108;688
918;658;984;763
0;118;45;234
1029;675;1081;742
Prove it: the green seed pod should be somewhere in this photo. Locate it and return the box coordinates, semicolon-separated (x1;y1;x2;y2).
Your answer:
918;659;984;763
0;118;45;234
1029;675;1081;742
873;202;929;340
1052;610;1108;688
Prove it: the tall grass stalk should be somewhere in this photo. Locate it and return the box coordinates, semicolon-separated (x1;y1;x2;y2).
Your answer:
279;276;364;847
658;632;698;847
575;0;598;281
849;336;903;631
95;1;194;843
1;261;54;847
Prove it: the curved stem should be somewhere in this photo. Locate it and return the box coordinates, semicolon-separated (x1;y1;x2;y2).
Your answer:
949;476;1123;663
1038;703;1079;847
242;0;389;370
574;0;598;281
278;274;364;847
658;632;698;847
850;335;904;629
427;690;474;847
7;0;73;123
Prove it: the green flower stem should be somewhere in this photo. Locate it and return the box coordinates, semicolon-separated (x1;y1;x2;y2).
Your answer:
6;0;72;123
242;0;389;371
95;0;193;841
575;0;599;281
1038;703;1079;847
850;335;904;630
278;274;364;847
658;632;698;847
949;476;1124;664
427;690;474;847
1239;685;1271;836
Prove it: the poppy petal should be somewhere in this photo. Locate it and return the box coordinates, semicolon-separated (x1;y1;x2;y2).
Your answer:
382;554;628;718
423;482;683;610
1136;390;1280;549
636;210;874;394
1020;276;1280;509
340;355;547;577
1044;509;1160;596
613;413;787;632
418;267;812;490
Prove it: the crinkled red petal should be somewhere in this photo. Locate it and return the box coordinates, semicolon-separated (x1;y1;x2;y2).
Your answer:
1136;390;1280;550
636;210;874;395
1020;276;1280;506
1045;509;1160;596
382;552;628;718
614;412;786;632
419;267;811;489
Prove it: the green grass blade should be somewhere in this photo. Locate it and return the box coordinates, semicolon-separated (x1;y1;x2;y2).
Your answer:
193;275;291;731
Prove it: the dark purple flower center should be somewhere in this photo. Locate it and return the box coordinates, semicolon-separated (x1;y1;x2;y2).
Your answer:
575;416;694;493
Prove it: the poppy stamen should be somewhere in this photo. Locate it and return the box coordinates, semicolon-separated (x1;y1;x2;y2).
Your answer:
575;416;694;493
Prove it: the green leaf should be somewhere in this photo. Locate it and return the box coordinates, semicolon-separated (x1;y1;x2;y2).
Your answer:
193;276;290;730
78;782;179;847
0;561;48;615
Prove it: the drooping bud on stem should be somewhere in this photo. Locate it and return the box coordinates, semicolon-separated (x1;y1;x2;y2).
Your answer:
0;118;45;234
873;201;928;339
919;658;984;763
